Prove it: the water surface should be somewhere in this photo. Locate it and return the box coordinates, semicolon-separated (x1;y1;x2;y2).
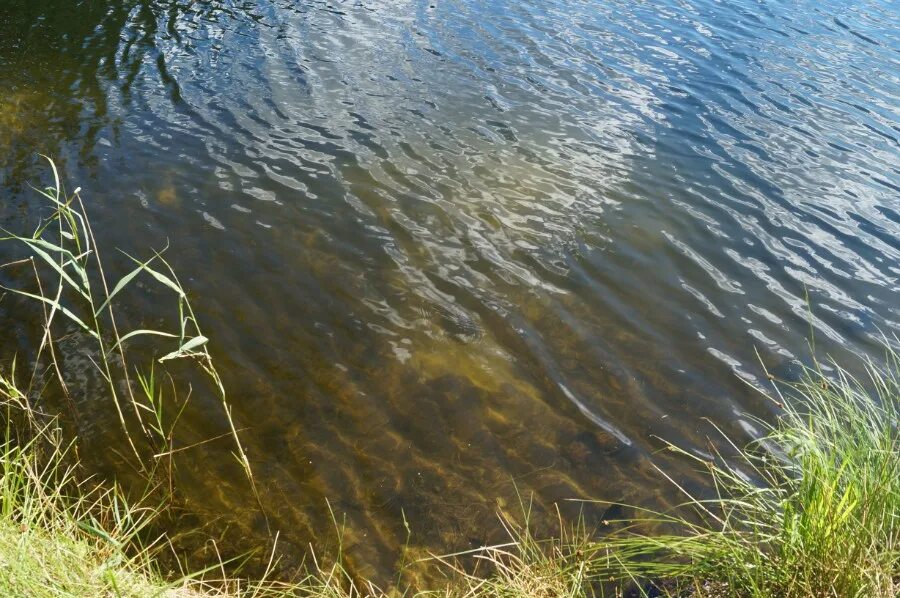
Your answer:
1;0;898;583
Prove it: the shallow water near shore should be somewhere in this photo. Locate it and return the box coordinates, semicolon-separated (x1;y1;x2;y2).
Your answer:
1;0;898;584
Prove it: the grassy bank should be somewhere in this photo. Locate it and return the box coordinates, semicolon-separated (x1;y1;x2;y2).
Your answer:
587;348;899;597
0;368;374;597
0;374;183;596
1;160;897;596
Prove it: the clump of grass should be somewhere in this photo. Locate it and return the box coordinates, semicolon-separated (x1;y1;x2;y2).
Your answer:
0;367;182;596
429;498;594;598
437;345;899;597
585;344;900;597
0;156;253;489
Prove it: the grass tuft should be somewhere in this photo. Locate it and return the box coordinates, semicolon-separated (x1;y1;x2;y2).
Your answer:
431;499;594;597
582;343;900;597
433;344;899;597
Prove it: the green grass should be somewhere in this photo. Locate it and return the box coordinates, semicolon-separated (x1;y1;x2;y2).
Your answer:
0;410;174;596
0;156;252;488
579;346;900;597
427;501;595;598
436;346;898;597
0;367;381;597
1;159;897;596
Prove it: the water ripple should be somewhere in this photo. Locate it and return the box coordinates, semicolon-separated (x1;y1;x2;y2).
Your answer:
1;0;898;583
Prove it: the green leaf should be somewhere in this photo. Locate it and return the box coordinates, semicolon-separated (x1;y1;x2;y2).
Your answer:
18;238;91;301
21;235;91;290
122;253;185;297
107;329;180;355
0;286;98;338
159;336;208;362
94;256;160;316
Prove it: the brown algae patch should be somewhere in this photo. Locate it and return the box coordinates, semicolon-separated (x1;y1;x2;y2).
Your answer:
156;172;181;207
0;90;45;150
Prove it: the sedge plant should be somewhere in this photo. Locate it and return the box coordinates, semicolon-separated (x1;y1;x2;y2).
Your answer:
0;156;254;490
582;344;900;597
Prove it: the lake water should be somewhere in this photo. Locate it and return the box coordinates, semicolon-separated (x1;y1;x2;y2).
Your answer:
1;0;898;585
